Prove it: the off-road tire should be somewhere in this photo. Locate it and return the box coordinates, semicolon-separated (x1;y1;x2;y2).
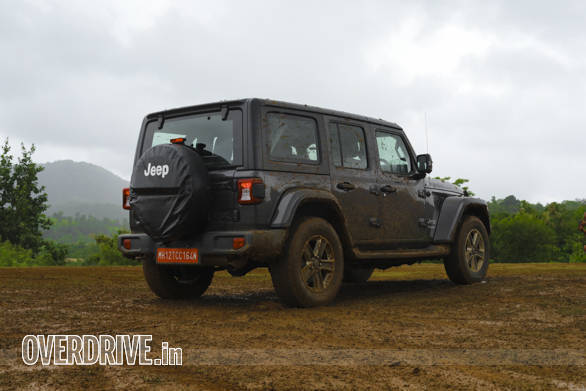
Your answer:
343;267;374;283
444;215;489;284
143;256;214;299
270;217;344;307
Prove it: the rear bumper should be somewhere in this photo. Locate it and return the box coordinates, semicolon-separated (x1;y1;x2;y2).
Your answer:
118;229;287;264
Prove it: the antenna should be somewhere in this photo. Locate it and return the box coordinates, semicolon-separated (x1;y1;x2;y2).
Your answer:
425;112;429;153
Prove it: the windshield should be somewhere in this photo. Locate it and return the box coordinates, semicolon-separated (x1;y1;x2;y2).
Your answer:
142;109;243;169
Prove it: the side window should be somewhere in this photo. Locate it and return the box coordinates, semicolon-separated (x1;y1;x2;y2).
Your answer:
340;124;367;169
328;123;367;169
266;113;319;163
376;131;412;175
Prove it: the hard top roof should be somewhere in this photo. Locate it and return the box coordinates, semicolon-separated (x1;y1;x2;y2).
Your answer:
147;98;403;130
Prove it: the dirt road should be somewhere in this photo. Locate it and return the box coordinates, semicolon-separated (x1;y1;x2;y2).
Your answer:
1;263;585;390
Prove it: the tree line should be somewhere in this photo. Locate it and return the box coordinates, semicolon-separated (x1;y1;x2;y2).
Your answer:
488;196;585;262
43;213;132;265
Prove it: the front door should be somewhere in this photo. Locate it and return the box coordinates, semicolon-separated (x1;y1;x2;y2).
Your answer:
374;129;430;247
327;119;384;247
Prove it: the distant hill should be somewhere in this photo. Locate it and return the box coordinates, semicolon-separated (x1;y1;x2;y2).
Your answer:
38;160;129;221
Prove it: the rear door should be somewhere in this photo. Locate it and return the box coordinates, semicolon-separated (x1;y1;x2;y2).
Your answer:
326;118;384;248
374;129;430;247
138;107;245;231
258;108;331;228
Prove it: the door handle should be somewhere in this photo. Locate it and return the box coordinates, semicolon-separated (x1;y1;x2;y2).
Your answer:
380;185;397;194
369;217;382;227
337;182;356;191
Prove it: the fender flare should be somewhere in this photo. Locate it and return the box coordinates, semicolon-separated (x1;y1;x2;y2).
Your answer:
270;188;344;228
433;197;490;243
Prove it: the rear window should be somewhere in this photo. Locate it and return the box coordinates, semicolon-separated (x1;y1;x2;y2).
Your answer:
266;113;319;163
142;109;243;169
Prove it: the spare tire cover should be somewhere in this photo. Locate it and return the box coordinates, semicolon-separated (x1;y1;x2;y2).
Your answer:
130;143;210;243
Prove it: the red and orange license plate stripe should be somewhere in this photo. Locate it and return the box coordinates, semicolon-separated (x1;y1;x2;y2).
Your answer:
156;248;199;264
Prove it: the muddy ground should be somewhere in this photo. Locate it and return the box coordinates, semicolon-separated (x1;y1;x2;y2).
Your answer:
0;263;585;390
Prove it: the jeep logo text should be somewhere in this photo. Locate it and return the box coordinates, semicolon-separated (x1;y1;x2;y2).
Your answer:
144;163;169;178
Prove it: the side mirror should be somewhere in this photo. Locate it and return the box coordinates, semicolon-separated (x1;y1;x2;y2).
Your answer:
416;154;433;174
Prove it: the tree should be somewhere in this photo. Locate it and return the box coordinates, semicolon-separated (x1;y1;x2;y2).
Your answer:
82;231;134;266
0;138;52;252
491;211;558;261
489;195;521;215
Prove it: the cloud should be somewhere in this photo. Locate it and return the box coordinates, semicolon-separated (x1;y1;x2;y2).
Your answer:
0;0;584;203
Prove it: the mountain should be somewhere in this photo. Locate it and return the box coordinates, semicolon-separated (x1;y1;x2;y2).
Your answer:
38;160;129;221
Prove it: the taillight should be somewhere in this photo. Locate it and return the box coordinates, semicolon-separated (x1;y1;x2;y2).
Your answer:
237;178;264;205
232;237;246;250
122;188;131;210
122;239;132;249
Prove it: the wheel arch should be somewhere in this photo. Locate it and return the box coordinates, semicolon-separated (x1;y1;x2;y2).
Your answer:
270;189;353;258
433;196;491;243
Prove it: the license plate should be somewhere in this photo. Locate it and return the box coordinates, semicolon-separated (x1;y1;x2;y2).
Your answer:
156;248;199;264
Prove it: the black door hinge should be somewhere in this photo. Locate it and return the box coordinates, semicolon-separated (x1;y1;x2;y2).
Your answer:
418;189;432;198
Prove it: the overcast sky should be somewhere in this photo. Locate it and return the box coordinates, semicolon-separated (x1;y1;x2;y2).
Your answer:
1;0;584;203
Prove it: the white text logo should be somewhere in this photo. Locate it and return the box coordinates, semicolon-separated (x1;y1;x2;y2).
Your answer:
21;335;182;366
144;163;169;178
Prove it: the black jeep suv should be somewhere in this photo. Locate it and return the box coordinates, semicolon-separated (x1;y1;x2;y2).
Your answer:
118;99;490;307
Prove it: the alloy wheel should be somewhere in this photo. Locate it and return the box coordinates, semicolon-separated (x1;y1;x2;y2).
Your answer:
300;235;336;293
465;228;486;272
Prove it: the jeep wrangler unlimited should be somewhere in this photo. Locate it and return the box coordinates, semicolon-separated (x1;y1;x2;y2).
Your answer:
118;99;490;307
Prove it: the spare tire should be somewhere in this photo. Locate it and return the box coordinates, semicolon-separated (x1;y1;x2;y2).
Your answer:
129;143;210;243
